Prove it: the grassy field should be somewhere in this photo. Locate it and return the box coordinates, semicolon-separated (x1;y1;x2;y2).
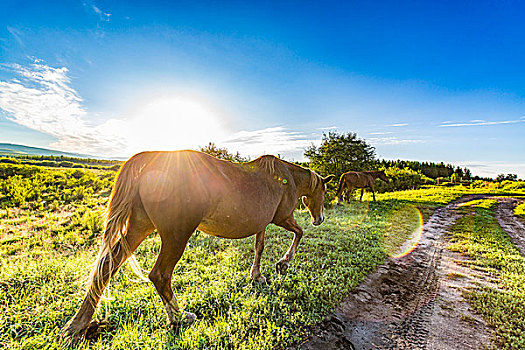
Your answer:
447;199;525;350
1;163;525;349
514;201;525;218
1;200;393;349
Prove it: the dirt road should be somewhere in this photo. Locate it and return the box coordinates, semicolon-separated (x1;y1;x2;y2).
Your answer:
299;195;524;350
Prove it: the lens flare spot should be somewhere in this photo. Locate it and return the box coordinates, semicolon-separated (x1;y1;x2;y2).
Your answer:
384;205;424;258
334;200;371;229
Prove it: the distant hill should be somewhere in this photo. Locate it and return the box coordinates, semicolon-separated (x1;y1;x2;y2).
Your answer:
0;143;94;158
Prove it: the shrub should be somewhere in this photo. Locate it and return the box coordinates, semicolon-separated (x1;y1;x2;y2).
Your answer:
375;167;433;192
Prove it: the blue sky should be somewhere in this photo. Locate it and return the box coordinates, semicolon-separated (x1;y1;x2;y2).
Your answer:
0;0;524;178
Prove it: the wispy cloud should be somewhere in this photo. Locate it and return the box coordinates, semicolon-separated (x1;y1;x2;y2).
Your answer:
83;1;111;21
454;161;525;179
222;127;317;157
439;119;525;127
318;126;338;130
368;131;393;135
6;26;24;47
390;123;408;127
368;137;423;145
0;62;320;158
0;62;125;155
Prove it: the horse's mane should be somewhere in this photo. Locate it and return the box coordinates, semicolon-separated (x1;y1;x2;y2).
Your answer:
307;169;321;193
249;155;320;193
250;155;276;175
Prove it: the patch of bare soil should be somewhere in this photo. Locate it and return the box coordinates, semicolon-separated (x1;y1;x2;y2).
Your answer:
494;197;525;255
297;195;521;350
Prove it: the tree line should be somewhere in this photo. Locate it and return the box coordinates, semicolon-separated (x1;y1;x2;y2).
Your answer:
199;132;520;194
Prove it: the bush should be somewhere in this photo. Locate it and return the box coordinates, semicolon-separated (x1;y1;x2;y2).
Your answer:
374;167;433;192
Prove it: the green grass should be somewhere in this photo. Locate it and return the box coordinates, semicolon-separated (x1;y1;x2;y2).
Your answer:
514;202;525;218
2;202;418;349
458;198;498;209
447;201;525;350
3;162;525;349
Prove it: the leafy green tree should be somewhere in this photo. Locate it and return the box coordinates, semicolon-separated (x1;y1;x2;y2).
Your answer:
454;167;464;179
304;131;376;178
463;168;472;180
496;173;518;182
374;167;434;192
199;142;249;162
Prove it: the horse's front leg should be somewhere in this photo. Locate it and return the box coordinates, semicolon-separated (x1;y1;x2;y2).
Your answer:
275;217;303;274
250;229;267;283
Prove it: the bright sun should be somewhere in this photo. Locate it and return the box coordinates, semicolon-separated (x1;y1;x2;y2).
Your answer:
125;96;230;154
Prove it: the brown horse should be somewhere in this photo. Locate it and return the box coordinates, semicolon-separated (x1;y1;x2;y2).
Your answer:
62;150;334;342
336;170;389;203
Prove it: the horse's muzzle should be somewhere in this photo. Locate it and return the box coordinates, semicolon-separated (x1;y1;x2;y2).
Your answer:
312;217;324;226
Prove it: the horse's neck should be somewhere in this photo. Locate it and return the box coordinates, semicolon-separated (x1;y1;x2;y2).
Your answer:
286;164;311;196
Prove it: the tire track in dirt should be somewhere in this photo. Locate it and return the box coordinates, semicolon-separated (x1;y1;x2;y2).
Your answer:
298;195;503;350
494;197;525;255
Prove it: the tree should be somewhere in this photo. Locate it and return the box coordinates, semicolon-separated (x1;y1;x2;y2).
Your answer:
463;168;472;180
199;142;249;163
304;131;376;178
454;166;464;179
495;173;518;182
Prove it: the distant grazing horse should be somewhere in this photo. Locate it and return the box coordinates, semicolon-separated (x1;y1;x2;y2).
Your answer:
336;171;389;203
62;150;334;343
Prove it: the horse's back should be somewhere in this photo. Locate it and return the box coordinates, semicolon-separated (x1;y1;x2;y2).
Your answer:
343;171;374;188
134;150;283;237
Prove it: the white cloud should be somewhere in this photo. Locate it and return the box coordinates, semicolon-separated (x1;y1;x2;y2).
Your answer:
84;1;111;21
390;123;408;127
0;62;318;159
222;127;317;158
368;131;393;135
318;126;338;130
0;62;126;155
439;119;525;127
454;161;525;179
368;137;423;145
6;26;24;47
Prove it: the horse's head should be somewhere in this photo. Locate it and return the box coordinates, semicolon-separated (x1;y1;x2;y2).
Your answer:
378;171;389;183
302;173;335;226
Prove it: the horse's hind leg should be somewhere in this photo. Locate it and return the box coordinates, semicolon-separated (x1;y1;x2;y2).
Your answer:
345;188;352;202
62;207;154;343
149;229;196;329
275;217;304;274
250;229;266;283
360;188;365;201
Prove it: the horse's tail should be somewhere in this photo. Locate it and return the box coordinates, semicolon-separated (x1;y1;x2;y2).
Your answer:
335;173;346;200
86;152;150;305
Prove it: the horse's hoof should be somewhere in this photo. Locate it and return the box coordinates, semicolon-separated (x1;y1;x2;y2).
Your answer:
85;319;111;340
61;320;89;345
276;260;289;274
252;274;267;284
169;311;197;331
182;311;197;327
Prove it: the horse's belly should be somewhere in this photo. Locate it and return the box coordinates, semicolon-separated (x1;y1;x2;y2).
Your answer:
196;192;278;238
197;215;268;239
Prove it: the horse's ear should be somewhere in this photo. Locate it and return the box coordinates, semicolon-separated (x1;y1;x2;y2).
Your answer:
323;174;335;183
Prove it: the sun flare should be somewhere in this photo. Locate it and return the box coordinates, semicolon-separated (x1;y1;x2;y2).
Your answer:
124;96;230;154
